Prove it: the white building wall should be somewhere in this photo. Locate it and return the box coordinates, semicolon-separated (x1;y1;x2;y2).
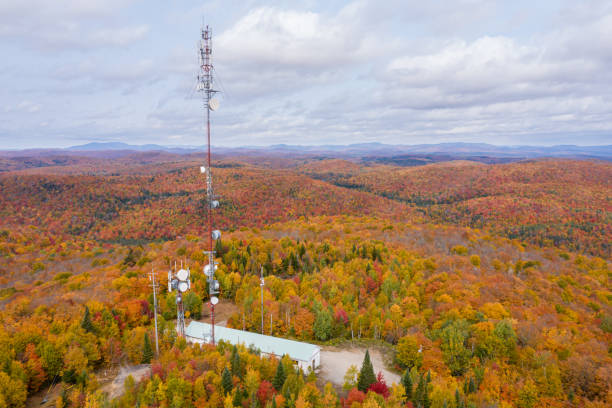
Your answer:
185;334;321;372
313;349;320;369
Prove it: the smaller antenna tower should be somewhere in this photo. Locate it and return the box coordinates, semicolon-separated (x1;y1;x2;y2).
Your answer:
168;265;191;337
260;266;265;334
148;269;160;356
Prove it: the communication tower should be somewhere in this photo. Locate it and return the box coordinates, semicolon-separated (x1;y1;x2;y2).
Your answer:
168;265;191;337
198;25;221;345
148;269;160;355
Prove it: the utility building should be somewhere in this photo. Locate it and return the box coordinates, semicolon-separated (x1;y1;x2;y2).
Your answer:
185;321;321;372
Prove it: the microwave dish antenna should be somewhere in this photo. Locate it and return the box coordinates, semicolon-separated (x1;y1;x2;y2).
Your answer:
208;98;219;111
176;268;189;282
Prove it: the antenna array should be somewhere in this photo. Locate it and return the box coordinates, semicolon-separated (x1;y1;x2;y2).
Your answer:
168;263;191;337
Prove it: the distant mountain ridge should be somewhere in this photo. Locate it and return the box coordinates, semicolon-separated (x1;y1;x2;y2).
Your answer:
2;141;611;160
65;141;612;159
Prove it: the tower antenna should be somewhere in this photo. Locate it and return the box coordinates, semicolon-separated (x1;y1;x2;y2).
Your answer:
149;269;160;356
168;264;191;338
260;266;265;334
198;24;221;345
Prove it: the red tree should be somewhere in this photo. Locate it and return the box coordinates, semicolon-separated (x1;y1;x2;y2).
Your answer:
367;372;389;399
257;380;275;405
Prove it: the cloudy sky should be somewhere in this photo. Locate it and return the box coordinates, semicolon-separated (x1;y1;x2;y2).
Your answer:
1;0;611;149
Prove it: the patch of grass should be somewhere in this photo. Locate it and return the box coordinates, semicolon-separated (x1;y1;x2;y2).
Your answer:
0;287;17;299
54;272;72;281
31;262;45;273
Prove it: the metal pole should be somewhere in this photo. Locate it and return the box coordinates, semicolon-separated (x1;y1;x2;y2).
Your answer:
260;266;264;334
151;269;160;356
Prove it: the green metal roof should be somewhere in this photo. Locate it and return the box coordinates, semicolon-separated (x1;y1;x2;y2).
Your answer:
186;321;319;362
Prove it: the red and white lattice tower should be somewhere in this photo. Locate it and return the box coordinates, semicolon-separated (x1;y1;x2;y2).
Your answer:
198;25;221;345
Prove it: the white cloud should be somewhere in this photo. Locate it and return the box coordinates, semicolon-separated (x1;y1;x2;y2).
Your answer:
0;0;147;50
216;6;378;67
379;31;612;114
5;100;40;113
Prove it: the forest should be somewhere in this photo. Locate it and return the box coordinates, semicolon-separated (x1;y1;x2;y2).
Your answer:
0;153;610;408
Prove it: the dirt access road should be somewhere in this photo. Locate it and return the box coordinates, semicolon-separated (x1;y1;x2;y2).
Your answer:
99;364;151;399
318;346;400;387
27;365;150;407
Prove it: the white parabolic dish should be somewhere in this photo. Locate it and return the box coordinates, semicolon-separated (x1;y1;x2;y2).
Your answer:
177;269;189;281
178;281;189;292
204;264;217;276
209;98;219;111
210;296;219;305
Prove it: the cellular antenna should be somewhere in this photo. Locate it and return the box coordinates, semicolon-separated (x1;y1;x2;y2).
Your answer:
168;264;191;338
198;24;221;345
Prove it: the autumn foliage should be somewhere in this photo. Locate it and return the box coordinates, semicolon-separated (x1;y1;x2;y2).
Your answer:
0;154;610;408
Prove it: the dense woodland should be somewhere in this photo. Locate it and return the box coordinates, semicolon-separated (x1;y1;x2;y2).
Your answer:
0;154;610;408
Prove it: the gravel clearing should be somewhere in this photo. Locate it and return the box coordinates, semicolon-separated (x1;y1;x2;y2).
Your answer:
318;346;400;387
100;364;151;399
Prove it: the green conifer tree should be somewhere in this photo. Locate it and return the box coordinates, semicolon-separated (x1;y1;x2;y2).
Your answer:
141;333;153;364
233;386;244;407
231;345;242;378
414;374;426;408
222;367;233;395
357;350;376;392
273;360;286;390
81;306;94;333
468;377;476;394
401;369;413;402
423;384;431;408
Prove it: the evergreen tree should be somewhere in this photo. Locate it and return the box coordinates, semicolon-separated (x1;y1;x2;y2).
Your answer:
81;306;94;333
142;333;153;364
273;360;286;390
214;237;224;256
423;383;431;408
468;377;476;394
401;369;413;402
414;374;426;408
233;386;244;407
222;367;233;395
231;346;242;378
357;350;376;392
422;372;431;408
